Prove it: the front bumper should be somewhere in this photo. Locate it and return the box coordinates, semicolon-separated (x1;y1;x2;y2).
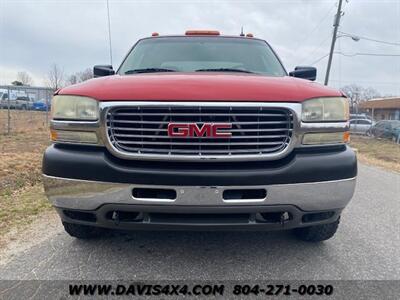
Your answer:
43;144;356;230
44;175;355;212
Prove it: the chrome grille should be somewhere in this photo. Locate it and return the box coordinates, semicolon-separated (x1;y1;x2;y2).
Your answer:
106;104;294;160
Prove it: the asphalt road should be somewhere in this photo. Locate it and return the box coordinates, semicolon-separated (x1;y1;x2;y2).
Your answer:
1;164;399;281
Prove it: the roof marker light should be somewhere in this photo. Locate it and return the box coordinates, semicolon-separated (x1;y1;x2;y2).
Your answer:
185;30;220;36
152;32;159;37
246;33;254;38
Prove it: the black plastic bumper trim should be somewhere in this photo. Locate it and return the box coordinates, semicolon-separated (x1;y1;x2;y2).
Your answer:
56;204;342;231
42;144;357;186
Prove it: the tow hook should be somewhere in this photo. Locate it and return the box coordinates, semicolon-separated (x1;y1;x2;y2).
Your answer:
280;212;290;226
111;211;120;225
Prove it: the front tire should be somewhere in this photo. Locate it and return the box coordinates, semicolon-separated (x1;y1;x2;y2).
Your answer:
62;222;103;239
293;217;340;242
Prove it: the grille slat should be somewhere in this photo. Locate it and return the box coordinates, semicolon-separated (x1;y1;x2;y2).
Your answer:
110;127;293;133
116;144;285;154
113;133;288;139
108;120;290;125
113;140;285;146
106;104;294;159
111;112;287;117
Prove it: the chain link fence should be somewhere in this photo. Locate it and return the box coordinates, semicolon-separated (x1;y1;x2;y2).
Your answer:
0;85;54;135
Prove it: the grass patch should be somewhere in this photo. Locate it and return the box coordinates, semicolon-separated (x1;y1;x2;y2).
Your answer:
0;129;49;192
350;135;400;173
0;184;52;238
0;124;52;240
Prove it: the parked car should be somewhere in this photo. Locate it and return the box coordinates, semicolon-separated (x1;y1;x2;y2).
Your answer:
6;96;32;110
32;100;50;111
369;120;400;142
349;119;373;135
43;30;357;242
0;92;9;108
350;113;371;121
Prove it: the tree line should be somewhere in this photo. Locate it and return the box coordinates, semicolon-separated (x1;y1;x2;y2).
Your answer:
11;64;94;90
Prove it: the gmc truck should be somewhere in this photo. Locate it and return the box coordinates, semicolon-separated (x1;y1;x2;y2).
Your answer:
43;31;357;242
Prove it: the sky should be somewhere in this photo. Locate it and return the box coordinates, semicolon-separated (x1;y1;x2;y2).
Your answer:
1;0;399;95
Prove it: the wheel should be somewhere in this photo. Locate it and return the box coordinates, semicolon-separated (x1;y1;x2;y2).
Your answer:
62;222;103;239
293;217;340;242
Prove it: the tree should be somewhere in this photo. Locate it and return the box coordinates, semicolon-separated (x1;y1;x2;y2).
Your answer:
66;74;78;85
77;68;94;82
340;84;381;112
11;80;23;86
16;71;33;86
65;68;94;86
47;64;64;90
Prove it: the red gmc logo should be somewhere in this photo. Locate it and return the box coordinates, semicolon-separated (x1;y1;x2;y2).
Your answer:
168;123;232;138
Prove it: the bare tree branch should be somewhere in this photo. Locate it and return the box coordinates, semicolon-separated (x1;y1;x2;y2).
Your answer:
16;71;33;86
47;64;65;90
65;68;94;86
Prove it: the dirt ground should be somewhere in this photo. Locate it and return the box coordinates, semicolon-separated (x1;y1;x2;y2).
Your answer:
0;109;49;135
0;116;52;245
350;135;400;173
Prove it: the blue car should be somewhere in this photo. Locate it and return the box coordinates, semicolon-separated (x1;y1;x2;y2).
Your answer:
32;100;50;111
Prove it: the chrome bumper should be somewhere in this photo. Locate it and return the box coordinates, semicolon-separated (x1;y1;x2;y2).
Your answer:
43;175;356;211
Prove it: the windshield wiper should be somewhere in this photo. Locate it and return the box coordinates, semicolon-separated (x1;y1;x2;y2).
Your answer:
125;68;176;74
195;68;255;74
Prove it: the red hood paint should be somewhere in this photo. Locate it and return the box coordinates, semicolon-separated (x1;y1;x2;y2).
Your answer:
58;73;342;102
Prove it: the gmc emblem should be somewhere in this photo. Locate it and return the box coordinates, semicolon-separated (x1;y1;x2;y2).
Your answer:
168;123;232;138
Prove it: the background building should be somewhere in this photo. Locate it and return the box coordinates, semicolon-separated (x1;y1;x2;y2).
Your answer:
359;97;400;121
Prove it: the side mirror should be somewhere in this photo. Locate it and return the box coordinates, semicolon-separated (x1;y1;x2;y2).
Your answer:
289;66;317;81
93;65;115;77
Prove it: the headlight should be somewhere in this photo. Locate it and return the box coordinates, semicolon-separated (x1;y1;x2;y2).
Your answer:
52;95;98;120
302;97;349;122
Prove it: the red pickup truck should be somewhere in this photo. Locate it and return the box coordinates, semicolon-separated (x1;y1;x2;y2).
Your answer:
43;31;357;242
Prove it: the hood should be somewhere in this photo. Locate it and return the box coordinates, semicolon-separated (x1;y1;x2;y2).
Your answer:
58;73;342;102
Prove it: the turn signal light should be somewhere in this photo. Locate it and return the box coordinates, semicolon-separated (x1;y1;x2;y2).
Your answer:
302;132;349;145
343;131;350;143
50;129;58;141
50;129;98;144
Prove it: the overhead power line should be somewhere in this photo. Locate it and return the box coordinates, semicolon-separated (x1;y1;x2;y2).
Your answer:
338;52;400;57
293;2;337;50
338;31;400;46
310;51;400;65
298;35;331;65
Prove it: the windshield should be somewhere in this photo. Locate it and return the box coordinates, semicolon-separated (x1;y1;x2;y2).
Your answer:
118;37;286;76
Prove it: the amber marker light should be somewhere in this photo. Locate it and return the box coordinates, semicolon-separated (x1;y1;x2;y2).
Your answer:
185;30;220;36
343;131;350;143
50;129;58;141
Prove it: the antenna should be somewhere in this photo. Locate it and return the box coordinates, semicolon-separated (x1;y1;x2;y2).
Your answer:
106;0;113;65
240;26;245;37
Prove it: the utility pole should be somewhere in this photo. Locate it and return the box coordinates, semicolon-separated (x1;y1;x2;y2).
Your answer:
106;0;113;66
324;0;344;86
